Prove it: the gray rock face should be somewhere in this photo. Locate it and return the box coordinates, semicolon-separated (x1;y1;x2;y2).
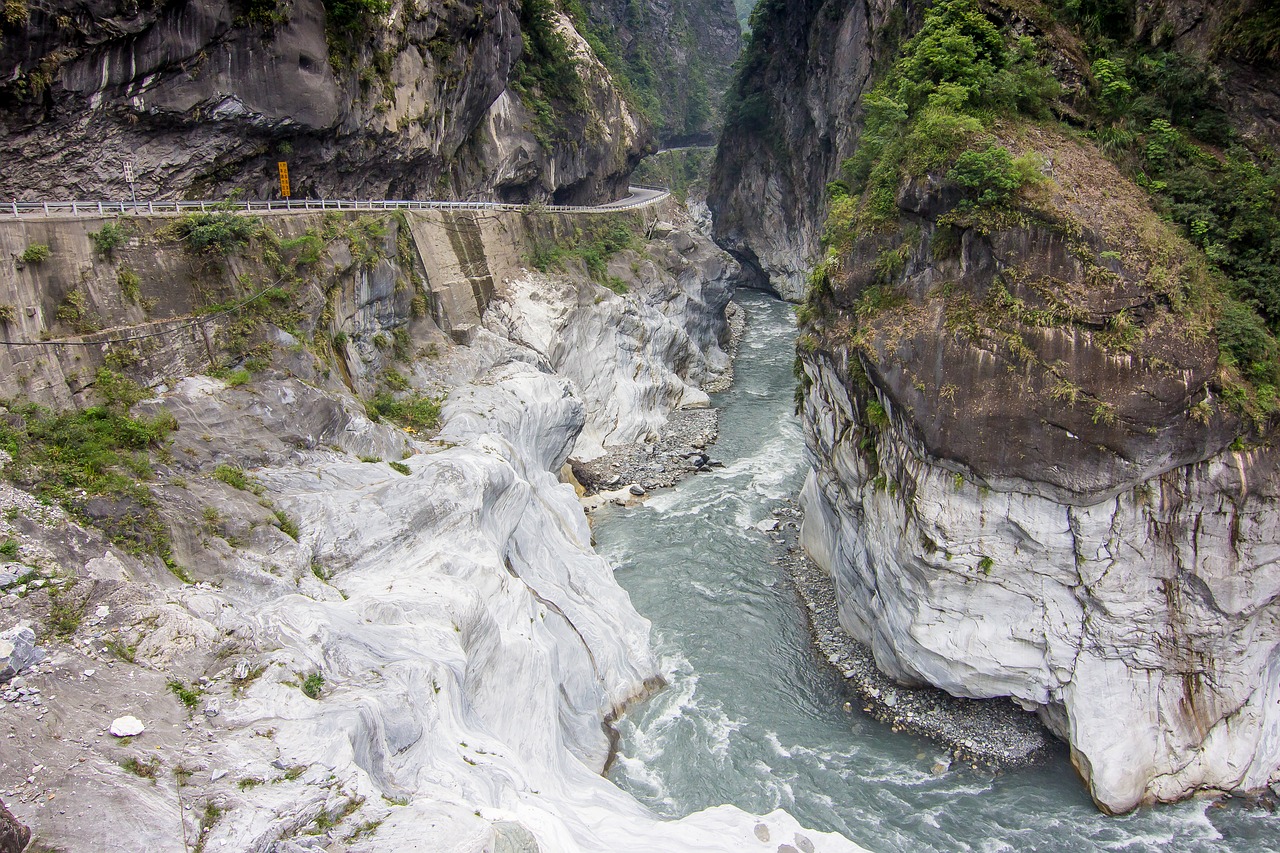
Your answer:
0;0;644;203
0;625;43;684
800;352;1280;813
708;0;917;299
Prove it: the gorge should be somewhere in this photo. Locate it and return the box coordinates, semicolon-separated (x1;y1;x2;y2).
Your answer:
1;0;1279;850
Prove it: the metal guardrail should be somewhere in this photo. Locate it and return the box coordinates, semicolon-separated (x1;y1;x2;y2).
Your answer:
0;187;670;219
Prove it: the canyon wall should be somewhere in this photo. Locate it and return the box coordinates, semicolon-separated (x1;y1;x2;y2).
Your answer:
712;0;1280;813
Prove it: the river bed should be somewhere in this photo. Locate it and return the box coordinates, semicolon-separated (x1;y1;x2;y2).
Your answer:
594;290;1280;852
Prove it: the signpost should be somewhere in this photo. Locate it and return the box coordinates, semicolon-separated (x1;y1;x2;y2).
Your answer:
123;159;136;207
278;161;291;199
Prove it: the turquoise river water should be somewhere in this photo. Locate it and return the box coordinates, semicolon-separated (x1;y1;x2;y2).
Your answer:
596;291;1280;852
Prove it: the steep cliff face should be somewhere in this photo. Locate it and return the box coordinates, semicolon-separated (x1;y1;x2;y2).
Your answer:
583;0;742;145
714;0;1280;813
709;0;920;298
0;0;651;202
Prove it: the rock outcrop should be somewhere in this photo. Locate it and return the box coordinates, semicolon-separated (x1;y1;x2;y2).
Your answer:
713;0;1280;815
0;0;648;203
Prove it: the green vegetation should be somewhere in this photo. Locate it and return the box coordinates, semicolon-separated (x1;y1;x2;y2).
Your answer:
48;579;85;635
213;464;263;495
834;0;1056;235
301;671;324;699
1059;0;1280;410
89;222;127;257
0;304;14;324
366;392;442;433
272;509;299;540
19;244;50;263
0;375;180;567
0;538;16;559
388;461;411;476
512;0;589;144
104;637;137;662
631;148;716;202
171;212;262;256
56;290;102;335
117;266;141;303
529;217;640;291
121;756;161;780
3;0;29;29
167;679;202;711
803;0;1280;424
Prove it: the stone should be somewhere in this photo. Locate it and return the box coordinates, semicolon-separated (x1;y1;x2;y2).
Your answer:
108;716;145;737
0;797;28;853
629;485;647;497
754;823;770;842
0;627;42;684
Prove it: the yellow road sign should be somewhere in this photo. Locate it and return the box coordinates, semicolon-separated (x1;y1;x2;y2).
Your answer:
278;161;291;198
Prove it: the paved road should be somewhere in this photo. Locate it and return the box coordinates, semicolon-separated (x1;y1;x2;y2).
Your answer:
1;185;671;219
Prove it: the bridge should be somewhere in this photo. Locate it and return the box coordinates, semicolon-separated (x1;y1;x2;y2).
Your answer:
1;186;671;219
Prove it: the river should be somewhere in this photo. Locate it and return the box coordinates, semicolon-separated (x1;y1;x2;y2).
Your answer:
594;290;1280;852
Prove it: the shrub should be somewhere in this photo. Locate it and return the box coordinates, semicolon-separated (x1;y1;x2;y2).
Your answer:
55;290;101;335
117;266;141;302
0;304;14;324
366;392;442;432
19;244;49;263
272;509;299;540
167;679;201;710
3;0;30;28
388;461;411;475
172;213;259;256
0;400;176;563
121;756;160;780
946;144;1041;209
301;671;324;699
213;464;263;495
89;222;127;257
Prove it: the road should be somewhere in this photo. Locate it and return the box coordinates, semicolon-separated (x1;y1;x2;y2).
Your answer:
0;186;670;219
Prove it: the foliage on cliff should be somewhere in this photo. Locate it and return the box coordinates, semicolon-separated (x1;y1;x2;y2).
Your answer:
810;0;1280;427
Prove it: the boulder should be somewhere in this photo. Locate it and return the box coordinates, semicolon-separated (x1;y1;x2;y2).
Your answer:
0;626;43;684
109;716;145;737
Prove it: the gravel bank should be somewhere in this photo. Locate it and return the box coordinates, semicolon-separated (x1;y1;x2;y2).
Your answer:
572;302;746;497
766;501;1056;771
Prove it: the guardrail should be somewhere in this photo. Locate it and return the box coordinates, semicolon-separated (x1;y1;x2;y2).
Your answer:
0;187;670;219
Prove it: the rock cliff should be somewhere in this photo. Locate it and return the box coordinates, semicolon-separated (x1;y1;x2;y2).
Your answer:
583;0;742;145
0;0;722;203
709;0;916;299
713;0;1280;814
